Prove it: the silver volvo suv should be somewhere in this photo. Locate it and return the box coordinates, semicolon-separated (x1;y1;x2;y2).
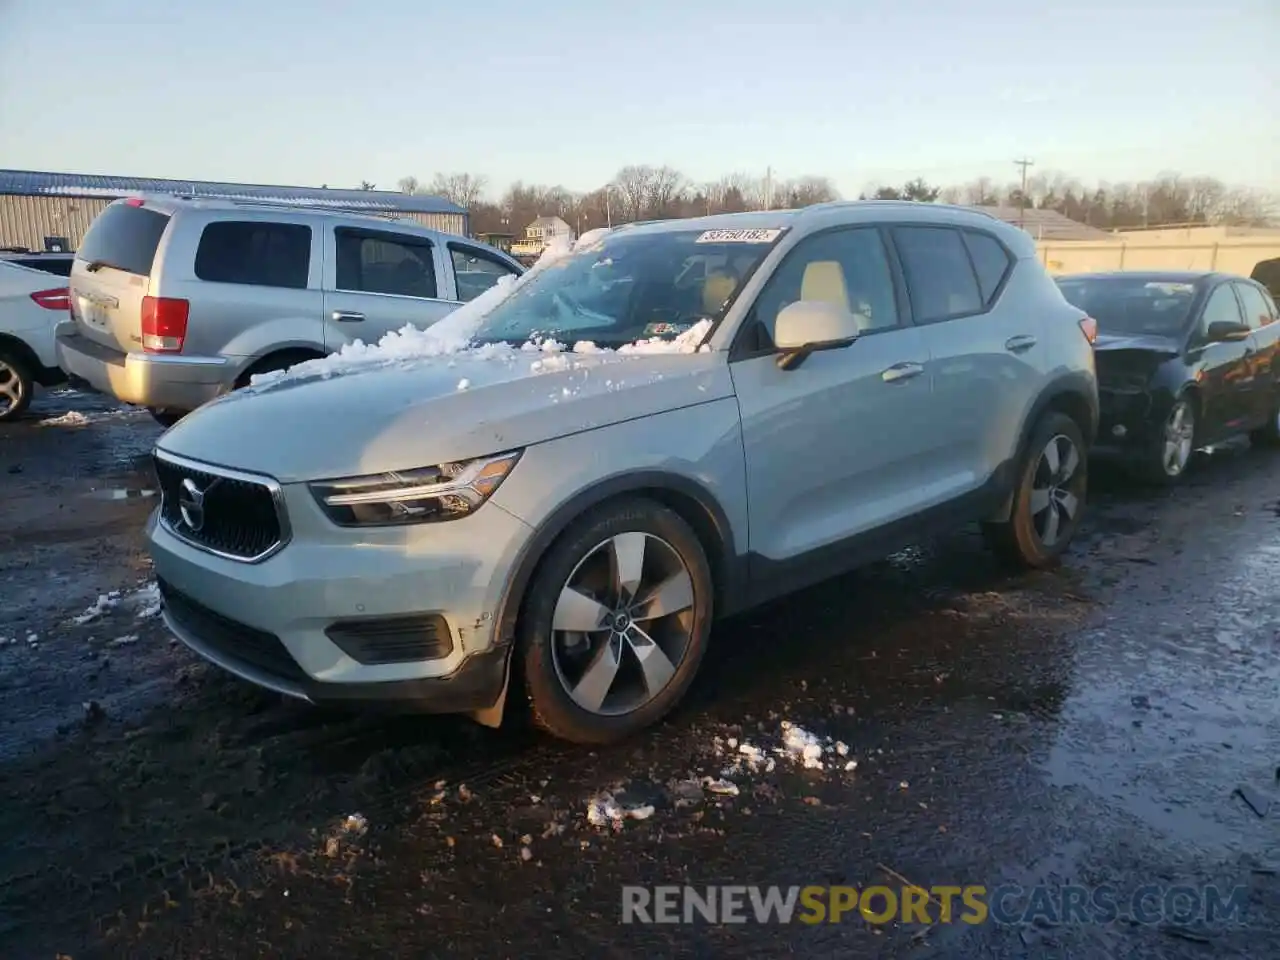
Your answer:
56;196;523;424
147;202;1099;744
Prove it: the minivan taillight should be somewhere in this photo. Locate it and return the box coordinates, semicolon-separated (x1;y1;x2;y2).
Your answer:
30;287;70;311
141;296;189;353
1079;316;1098;345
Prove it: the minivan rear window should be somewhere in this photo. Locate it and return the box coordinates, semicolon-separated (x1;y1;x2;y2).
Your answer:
76;203;171;277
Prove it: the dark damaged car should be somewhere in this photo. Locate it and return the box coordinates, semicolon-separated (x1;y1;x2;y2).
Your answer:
1056;270;1280;482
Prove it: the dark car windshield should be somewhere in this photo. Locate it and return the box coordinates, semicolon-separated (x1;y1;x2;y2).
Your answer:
1056;276;1199;336
471;228;782;347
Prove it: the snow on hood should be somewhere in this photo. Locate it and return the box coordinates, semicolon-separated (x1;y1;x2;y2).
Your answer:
159;334;731;482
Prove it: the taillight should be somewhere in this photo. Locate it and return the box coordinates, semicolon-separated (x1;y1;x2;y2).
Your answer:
141;296;189;353
30;287;70;311
1079;316;1098;345
125;197;145;207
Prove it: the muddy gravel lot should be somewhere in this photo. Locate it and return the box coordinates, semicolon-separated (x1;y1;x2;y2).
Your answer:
2;387;1278;960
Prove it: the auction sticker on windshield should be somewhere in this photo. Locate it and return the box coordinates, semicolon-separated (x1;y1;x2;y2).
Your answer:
696;229;783;244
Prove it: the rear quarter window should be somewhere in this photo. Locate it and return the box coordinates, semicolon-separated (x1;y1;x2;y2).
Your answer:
961;230;1013;303
76;203;171;277
194;221;311;290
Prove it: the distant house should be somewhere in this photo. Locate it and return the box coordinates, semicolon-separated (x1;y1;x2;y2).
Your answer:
511;216;574;257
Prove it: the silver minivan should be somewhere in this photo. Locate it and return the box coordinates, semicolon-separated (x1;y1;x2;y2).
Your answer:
55;196;523;423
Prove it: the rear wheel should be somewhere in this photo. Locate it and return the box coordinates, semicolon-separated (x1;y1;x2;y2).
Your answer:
983;411;1088;569
0;349;34;422
1138;397;1196;484
148;408;186;428
518;499;713;744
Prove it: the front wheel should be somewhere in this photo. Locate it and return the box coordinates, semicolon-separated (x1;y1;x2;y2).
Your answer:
1139;397;1196;484
518;499;713;744
983;411;1088;569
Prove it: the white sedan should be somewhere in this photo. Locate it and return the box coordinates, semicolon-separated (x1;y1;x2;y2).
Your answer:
0;255;72;420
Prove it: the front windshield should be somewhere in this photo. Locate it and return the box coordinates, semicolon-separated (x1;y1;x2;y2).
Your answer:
1056;277;1199;336
472;228;783;347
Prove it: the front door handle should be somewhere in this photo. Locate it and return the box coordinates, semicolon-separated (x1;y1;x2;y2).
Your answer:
1005;334;1038;353
332;310;365;323
881;361;924;383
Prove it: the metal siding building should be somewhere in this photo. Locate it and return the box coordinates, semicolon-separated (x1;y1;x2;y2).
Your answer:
0;169;467;251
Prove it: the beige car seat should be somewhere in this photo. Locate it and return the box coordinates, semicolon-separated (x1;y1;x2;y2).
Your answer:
702;270;738;315
800;260;876;330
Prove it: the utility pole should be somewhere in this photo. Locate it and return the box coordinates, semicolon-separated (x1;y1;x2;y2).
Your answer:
763;166;772;210
1013;157;1034;227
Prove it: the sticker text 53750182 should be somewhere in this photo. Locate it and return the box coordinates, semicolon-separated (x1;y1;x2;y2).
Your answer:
696;229;784;244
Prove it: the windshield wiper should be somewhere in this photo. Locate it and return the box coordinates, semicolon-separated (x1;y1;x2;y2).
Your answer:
84;259;122;273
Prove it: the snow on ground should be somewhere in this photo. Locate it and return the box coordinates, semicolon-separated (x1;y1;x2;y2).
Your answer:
251;230;712;389
36;407;143;427
69;581;161;626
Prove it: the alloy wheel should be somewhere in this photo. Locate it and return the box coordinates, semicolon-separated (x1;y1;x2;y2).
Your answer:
549;532;696;716
0;359;25;417
1029;434;1082;548
1162;401;1195;477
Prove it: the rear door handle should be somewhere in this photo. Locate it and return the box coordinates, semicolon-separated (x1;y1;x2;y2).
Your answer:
881;362;924;383
331;311;365;323
1005;334;1037;352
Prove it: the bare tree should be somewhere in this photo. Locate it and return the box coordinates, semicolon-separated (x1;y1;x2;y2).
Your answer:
359;180;377;191
784;175;840;207
646;166;687;217
428;172;489;209
397;175;421;195
612;165;656;221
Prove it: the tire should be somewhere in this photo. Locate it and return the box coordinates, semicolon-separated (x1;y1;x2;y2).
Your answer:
1137;396;1197;484
0;348;34;422
518;498;714;744
1248;393;1280;448
148;408;186;428
235;350;322;388
983;411;1088;569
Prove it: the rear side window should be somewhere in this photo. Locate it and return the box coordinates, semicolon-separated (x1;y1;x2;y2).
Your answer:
335;229;437;299
892;226;982;322
194;221;311;289
76;203;171;277
961;230;1013;303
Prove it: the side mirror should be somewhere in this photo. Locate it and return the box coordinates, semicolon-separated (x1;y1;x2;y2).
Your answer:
773;300;861;370
1205;320;1251;343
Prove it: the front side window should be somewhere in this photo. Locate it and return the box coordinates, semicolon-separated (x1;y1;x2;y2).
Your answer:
746;227;899;347
1234;283;1275;330
893;226;982;322
1057;276;1200;337
335;229;437;299
449;245;519;302
194;221;311;289
1197;284;1246;339
472;228;780;347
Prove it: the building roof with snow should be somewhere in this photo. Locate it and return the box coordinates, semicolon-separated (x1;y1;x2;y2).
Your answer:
0;168;465;215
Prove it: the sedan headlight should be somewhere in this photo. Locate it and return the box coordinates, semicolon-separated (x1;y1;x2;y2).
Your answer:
310;451;522;526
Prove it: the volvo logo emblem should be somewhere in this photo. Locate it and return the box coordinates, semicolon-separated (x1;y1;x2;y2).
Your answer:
178;477;208;532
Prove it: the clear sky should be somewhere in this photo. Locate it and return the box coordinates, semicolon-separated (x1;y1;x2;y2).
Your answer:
1;0;1276;197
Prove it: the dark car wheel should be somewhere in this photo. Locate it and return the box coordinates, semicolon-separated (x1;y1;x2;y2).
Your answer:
518;498;713;744
983;411;1088;569
148;408;187;428
0;348;34;422
1139;396;1196;484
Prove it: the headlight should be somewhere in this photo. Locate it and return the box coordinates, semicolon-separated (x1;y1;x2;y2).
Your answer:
310;451;521;526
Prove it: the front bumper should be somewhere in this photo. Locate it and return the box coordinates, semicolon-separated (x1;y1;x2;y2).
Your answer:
146;472;535;710
55;326;230;411
1092;387;1158;456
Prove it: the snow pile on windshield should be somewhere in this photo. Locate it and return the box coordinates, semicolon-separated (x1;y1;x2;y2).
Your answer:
249;227;710;386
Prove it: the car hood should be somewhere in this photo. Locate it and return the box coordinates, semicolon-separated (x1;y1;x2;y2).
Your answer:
1093;332;1181;356
156;348;734;483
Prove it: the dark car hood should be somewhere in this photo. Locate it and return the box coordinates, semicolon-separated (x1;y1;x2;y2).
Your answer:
1093;332;1181;356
